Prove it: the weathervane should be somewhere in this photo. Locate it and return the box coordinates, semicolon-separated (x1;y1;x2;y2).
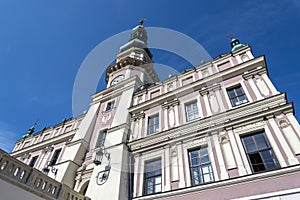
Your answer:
228;33;234;39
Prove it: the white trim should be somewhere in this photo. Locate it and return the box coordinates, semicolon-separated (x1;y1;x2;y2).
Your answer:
212;134;229;180
287;113;300;138
181;99;203;123
268;118;299;165
202;93;212;117
177;143;186;188
182;137;218;186
139;150;165;195
164;146;171;191
227;130;247;176
261;73;279;95
215;89;226;112
264;123;287;167
248;78;263;100
234;131;252;174
232;188;300;200
223;80;252;110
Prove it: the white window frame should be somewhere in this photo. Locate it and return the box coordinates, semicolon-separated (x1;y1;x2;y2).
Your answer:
138;150;165;196
223;80;252;109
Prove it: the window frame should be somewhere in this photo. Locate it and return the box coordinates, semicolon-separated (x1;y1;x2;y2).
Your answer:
49;148;62;166
241;132;279;173
226;85;248;107
97;130;107;148
148;114;159;135
29;155;39;167
143;159;162;195
105;100;115;111
185;100;200;122
188;147;214;186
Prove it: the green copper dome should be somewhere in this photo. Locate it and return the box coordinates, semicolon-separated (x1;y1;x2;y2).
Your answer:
231;38;245;52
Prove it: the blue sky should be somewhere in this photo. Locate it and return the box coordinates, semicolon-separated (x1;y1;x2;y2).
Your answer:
0;1;299;152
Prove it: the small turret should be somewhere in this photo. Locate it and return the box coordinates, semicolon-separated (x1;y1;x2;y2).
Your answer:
231;37;246;52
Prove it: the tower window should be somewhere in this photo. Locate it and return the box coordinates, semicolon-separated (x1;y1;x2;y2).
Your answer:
188;147;214;185
148;114;159;134
29;156;39;167
144;159;162;195
105;100;115;111
49;149;62;166
241;132;279;172
185;101;199;122
97;131;107;147
227;85;248;107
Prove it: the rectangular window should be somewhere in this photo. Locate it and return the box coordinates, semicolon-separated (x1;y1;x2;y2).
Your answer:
97;131;107;147
29;156;39;167
144;159;162;195
185;101;199;121
49;148;62;166
148;114;159;134
64;125;72;133
189;147;214;185
227;85;248;107
106;100;115;111
241;132;279;172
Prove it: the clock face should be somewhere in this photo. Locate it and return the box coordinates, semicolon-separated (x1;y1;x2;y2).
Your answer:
110;75;125;86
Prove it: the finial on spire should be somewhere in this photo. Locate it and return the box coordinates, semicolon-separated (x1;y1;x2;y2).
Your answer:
139;18;146;26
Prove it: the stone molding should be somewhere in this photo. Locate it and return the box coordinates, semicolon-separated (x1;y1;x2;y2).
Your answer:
162;98;180;109
242;66;268;80
129;93;291;153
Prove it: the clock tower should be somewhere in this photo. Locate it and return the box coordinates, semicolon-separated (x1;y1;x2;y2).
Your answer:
105;22;159;88
60;22;159;200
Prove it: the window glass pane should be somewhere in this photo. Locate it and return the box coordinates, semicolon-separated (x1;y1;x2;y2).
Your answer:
155;176;161;184
191;157;200;166
145;159;161;194
189;148;213;185
155;184;161;193
254;133;269;150
203;173;212;183
228;90;236;98
242;136;256;153
227;86;248;106
261;150;278;170
192;167;202;185
249;153;265;172
236;87;243;95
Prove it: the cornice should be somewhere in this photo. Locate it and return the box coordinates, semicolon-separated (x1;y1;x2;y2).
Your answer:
242;66;268;80
130;56;266;113
11;130;77;157
161;98;180;109
91;76;142;105
128;93;291;153
199;83;221;96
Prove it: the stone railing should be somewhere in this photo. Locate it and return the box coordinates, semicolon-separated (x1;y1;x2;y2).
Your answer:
0;149;90;200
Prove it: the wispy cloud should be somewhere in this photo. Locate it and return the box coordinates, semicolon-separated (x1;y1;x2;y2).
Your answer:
0;122;19;153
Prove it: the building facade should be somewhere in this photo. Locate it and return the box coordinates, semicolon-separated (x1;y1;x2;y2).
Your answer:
1;23;300;200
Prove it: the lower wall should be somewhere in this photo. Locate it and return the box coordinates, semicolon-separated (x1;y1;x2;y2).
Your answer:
133;165;300;200
0;179;45;200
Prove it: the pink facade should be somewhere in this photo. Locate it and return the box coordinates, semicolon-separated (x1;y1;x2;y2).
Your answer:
4;25;300;200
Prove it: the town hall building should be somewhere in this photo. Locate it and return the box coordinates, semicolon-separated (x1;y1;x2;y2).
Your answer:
1;22;300;200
